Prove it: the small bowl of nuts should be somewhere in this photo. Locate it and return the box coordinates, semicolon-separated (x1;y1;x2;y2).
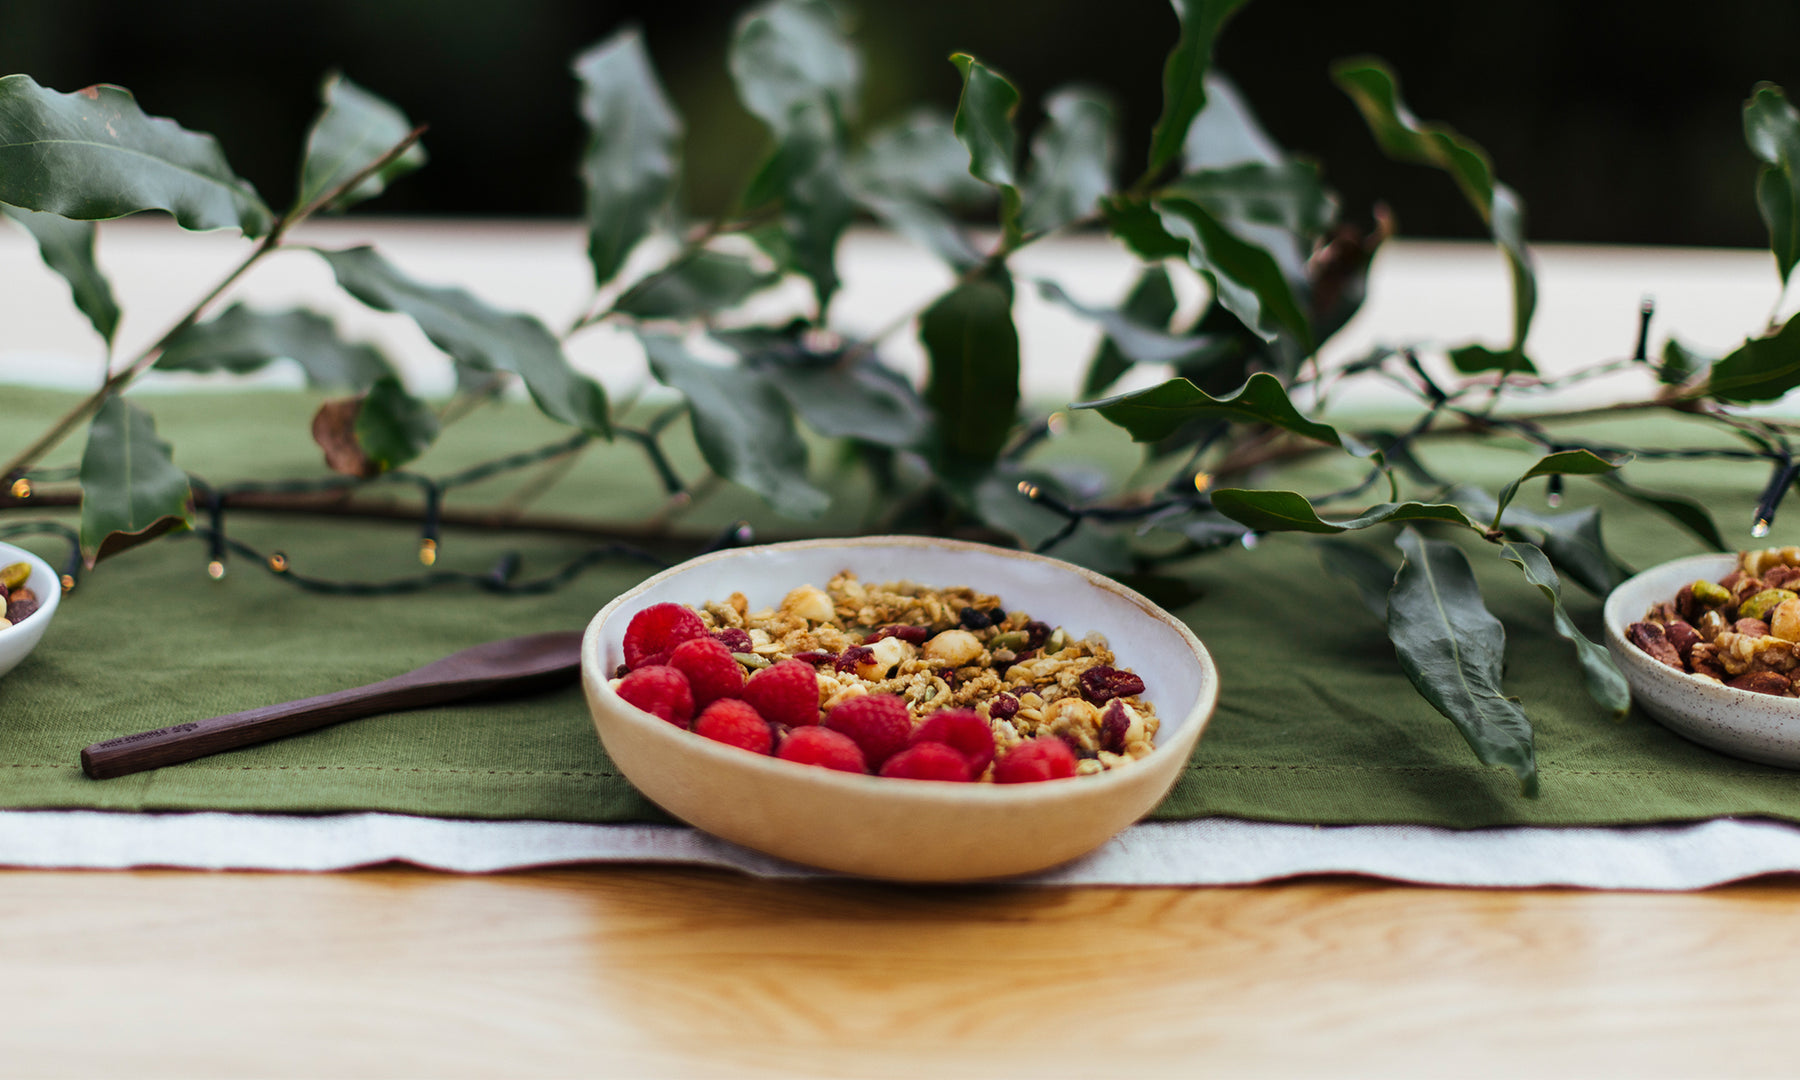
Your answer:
1605;547;1800;766
0;540;60;680
580;536;1219;881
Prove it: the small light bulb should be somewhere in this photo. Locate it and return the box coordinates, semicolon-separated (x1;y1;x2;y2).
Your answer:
1046;412;1069;436
59;574;74;593
419;537;438;566
207;560;227;580
1241;532;1260;550
1546;491;1563;508
1753;518;1773;539
9;478;30;499
1192;471;1212;493
268;551;289;573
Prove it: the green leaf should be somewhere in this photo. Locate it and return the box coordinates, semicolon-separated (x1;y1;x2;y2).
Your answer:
354;375;439;471
1210;489;1480;535
1101;195;1190;260
77;395;192;567
1708;313;1800;402
1499;541;1630;721
1447;342;1537;377
1183;74;1282;170
1598;473;1727;552
1077;372;1362;452
640;335;829;519
1146;0;1251;175
851;110;992;206
742;99;854;314
1388;527;1536;794
1446;484;1629;596
1490;449;1628;526
949;54;1023;243
1745;83;1800;287
1316;539;1396;619
613;250;779;321
1332;58;1534;352
1159;162;1335;237
1144;506;1251;548
1658;337;1715;386
0;75;272;236
295;72;425;213
757;359;930;449
851;187;982;269
155;303;392;389
318;246;610;436
1154;197;1311;347
1020;87;1116;236
920;279;1020;470
1040;279;1227;370
574;28;682;290
2;203;120;345
728;0;860;133
1077;266;1179;397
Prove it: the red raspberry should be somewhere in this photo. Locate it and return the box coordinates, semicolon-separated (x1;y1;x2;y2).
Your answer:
823;694;912;769
615;664;695;728
777;726;867;773
623;602;709;670
741;659;820;727
669;637;745;707
692;699;773;755
993;736;1077;783
879;742;974;781
910;708;996;775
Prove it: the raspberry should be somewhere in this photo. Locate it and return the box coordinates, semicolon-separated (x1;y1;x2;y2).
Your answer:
993;736;1077;783
879;742;973;781
741;659;821;727
824;694;912;768
669;637;745;708
712;627;753;654
623;602;709;670
910;708;996;775
615;664;695;728
692;699;773;755
777;726;867;773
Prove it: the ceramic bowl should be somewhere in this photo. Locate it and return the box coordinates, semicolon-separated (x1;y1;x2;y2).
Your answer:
1603;552;1800;767
581;536;1219;881
0;540;61;680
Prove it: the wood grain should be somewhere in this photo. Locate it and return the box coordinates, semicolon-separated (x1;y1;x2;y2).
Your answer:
3;869;1799;1077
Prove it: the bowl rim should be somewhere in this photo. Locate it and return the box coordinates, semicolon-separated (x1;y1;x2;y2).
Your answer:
0;539;61;636
581;535;1219;804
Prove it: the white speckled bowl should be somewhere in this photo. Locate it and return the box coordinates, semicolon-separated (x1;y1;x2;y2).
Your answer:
1603;552;1800;767
581;537;1219;881
0;540;61;680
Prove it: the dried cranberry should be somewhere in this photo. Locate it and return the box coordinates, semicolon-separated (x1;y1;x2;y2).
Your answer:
1023;621;1052;650
958;607;993;630
1100;701;1131;754
835;646;874;673
792;650;837;665
1079;666;1146;705
989;692;1020;720
866;624;928;645
1012;649;1037;663
712;628;753;653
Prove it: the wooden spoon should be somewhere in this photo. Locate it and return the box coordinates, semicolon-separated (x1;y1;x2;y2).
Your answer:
80;631;585;780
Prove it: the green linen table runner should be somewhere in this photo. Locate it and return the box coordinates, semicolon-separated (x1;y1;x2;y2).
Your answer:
3;388;1797;827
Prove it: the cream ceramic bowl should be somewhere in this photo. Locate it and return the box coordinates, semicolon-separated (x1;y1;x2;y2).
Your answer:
1603;552;1800;767
0;540;61;680
581;536;1219;881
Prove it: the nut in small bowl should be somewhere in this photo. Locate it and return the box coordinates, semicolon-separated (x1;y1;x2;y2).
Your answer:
1604;551;1800;767
581;537;1219;881
0;540;62;681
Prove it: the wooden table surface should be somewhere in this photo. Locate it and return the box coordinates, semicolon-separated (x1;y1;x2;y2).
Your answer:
4;867;1797;1078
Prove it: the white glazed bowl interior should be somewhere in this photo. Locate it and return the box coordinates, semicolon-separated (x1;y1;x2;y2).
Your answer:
0;540;61;680
581;537;1219;881
1603;552;1800;767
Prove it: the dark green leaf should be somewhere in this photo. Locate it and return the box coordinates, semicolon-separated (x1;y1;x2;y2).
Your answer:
754;355;930;448
1316;539;1396;618
1446;484;1629;596
1745;83;1800;287
1146;0;1251;175
743;100;854;314
1101;194;1190;259
1040;279;1227;369
2;203;120;345
1154;197;1311;346
1144;505;1251;548
851;110;991;206
1658;337;1715;386
852;187;983;269
1491;449;1628;525
729;0;860;133
318;246;610;436
1160;162;1335;237
920;279;1020;470
640;334;828;518
0;75;272;236
1077;372;1364;453
1599;473;1727;552
614;250;778;321
78;395;192;567
155;303;392;389
574;28;682;290
295;72;425;213
1183;74;1282;170
1020;86;1116;236
1078;266;1178;397
1210;489;1480;535
1447;342;1537;377
355;375;439;471
1388;527;1536;794
1499;541;1630;721
949;54;1022;243
1708;313;1800;402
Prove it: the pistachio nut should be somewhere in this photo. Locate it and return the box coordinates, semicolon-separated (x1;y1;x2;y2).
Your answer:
1740;588;1797;622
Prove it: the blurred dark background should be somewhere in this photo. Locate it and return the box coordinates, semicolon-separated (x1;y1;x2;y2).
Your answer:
3;0;1796;247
